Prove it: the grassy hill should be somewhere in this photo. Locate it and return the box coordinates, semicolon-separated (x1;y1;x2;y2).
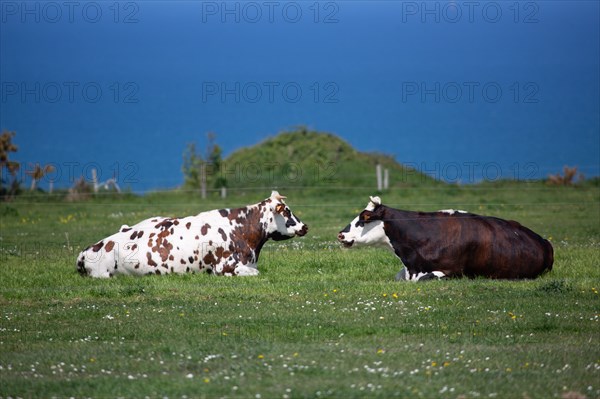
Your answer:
221;128;437;193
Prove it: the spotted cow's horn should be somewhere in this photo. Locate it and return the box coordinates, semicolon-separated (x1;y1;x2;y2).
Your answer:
271;191;287;201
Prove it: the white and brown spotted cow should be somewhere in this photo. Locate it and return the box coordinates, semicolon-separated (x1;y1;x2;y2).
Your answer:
77;191;308;278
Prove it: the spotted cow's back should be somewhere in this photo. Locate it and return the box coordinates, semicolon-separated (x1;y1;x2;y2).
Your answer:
76;191;308;278
77;210;235;277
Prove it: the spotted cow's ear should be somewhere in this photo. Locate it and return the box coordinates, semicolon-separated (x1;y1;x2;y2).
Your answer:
275;203;285;214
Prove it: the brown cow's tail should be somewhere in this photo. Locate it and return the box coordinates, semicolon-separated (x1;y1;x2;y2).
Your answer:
543;239;554;273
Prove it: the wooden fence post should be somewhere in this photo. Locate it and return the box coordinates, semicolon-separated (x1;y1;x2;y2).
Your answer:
376;164;382;191
200;163;207;199
91;168;98;193
384;168;389;190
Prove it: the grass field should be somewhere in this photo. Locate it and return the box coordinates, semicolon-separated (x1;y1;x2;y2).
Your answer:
1;182;599;398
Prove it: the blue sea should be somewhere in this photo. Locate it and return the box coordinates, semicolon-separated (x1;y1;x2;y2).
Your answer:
1;1;599;192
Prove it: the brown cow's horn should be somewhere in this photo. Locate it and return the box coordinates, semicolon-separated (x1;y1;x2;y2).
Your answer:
369;196;381;206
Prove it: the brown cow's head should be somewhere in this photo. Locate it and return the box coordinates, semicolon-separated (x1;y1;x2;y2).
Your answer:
337;196;391;249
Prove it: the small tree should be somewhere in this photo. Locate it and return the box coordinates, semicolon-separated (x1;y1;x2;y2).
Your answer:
0;130;21;197
182;142;203;191
206;132;227;190
182;133;226;196
65;176;93;202
25;163;55;191
547;166;584;186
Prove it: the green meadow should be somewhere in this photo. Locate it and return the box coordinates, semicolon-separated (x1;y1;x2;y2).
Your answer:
1;180;599;399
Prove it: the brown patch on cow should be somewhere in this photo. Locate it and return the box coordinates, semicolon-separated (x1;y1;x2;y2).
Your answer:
147;239;153;248
155;219;174;230
186;222;191;229
146;252;157;267
181;258;187;264
218;228;227;241
135;262;140;269
221;263;236;275
105;241;115;252
169;255;174;261
132;244;138;251
92;241;104;252
219;209;229;217
201;223;211;235
203;252;217;266
226;208;244;222
129;230;144;240
195;235;199;240
121;227;132;232
170;228;174;235
157;239;173;262
188;256;194;264
227;204;270;265
215;246;232;261
149;232;155;238
174;220;180;225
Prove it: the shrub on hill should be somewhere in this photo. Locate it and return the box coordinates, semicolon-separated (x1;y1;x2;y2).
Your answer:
217;127;435;193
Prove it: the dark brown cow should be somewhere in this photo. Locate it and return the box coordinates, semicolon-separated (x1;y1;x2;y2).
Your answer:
338;196;553;281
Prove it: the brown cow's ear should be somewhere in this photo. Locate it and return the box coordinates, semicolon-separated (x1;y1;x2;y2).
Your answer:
275;203;285;214
359;210;378;223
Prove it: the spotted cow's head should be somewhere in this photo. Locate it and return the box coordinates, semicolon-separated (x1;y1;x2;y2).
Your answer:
266;191;308;241
337;196;390;249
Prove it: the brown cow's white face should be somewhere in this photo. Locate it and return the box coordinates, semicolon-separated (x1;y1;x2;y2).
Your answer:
337;196;393;250
266;191;308;240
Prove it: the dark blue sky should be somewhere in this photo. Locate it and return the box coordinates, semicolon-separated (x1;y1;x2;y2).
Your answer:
1;1;599;190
